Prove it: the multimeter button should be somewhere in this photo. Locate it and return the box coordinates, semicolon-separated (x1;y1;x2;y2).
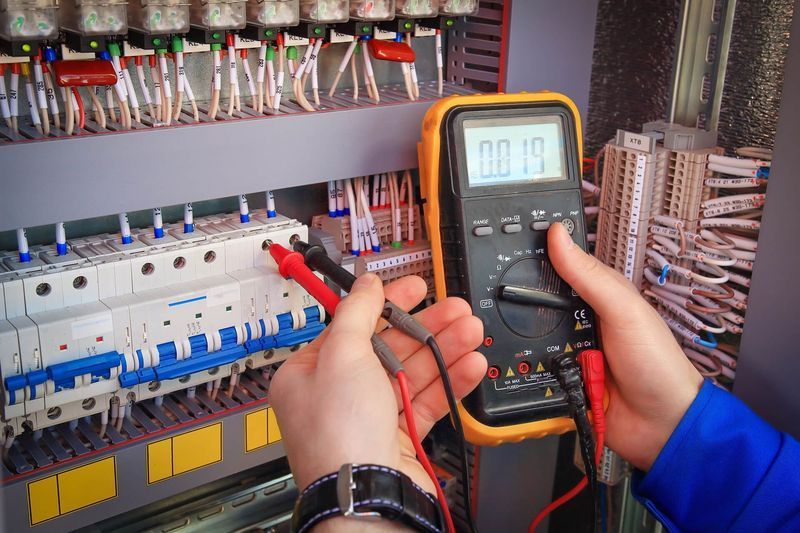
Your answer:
531;221;551;231
561;218;576;235
501;223;522;234
473;226;494;236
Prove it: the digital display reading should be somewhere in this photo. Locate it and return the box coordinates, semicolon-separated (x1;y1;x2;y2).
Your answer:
463;116;567;187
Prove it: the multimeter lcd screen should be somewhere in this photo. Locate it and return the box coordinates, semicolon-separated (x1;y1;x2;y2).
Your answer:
463;115;567;187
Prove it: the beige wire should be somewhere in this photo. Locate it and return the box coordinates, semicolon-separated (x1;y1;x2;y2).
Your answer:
328;71;344;98
40;107;50;136
107;87;118;123
119;99;132;130
64;97;73;135
293;78;315;112
43;70;60;130
89;90;106;129
350;53;359;101
173;89;183;121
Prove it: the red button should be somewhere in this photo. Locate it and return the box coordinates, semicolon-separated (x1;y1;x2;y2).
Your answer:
487;366;500;380
518;361;531;375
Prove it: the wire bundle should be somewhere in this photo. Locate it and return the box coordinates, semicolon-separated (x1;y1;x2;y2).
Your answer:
642;150;769;385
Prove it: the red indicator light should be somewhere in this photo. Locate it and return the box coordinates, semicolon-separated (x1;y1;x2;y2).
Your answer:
59;344;68;351
487;366;500;380
96;336;104;342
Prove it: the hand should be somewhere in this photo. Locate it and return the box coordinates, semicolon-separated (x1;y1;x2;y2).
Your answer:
269;274;487;497
548;223;703;471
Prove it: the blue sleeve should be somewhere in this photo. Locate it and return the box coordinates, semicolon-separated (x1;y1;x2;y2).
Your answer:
632;379;800;532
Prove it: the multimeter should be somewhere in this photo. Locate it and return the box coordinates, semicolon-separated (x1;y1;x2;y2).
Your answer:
419;92;598;445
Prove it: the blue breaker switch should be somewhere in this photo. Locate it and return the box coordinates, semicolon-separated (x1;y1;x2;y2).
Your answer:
27;369;48;399
4;374;27;405
46;351;122;392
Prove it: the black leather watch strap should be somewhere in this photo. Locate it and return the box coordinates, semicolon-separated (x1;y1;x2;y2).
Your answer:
292;464;444;533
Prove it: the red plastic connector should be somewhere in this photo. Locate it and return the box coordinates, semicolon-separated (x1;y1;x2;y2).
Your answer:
51;60;117;87
368;40;416;63
268;243;341;316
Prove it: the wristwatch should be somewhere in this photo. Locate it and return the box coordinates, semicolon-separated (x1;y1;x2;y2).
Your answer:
292;464;445;532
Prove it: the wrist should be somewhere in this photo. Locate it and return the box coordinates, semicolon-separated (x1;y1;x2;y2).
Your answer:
313;517;410;532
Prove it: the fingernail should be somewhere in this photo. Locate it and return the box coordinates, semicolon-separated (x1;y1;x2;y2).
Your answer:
352;273;377;291
553;222;575;250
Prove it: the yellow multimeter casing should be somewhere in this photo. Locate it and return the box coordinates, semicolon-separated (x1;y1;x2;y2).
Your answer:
418;92;597;446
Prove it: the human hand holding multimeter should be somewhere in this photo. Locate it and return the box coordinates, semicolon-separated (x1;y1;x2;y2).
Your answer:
419;92;598;445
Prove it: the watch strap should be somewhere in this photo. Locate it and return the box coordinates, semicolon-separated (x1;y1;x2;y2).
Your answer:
292;464;444;533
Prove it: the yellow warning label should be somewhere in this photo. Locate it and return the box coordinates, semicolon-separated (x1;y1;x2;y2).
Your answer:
536;362;545;373
245;407;282;452
147;422;223;484
575;321;584;331
565;343;573;353
506;367;515;378
545;387;554;397
28;456;117;526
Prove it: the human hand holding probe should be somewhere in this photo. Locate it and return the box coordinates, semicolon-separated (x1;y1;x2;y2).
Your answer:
268;247;487;532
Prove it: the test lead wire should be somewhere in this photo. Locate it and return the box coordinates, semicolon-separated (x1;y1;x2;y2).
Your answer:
42;62;60;131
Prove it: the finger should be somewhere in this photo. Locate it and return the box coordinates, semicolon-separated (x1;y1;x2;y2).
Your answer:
548;222;648;326
319;273;385;363
379;297;474;361
396;314;484;398
398;351;487;438
382;275;428;315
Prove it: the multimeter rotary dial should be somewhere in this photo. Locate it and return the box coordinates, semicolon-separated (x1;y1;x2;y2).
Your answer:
496;257;569;338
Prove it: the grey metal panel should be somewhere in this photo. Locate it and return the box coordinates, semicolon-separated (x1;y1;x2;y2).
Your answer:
0;404;287;532
0;83;474;233
734;1;800;440
475;436;560;532
503;0;598;121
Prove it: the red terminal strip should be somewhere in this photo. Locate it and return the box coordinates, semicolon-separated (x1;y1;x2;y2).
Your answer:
268;243;341;316
51;60;118;87
368;40;416;63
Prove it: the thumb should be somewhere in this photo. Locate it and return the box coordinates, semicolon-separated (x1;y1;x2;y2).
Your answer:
319;273;385;363
547;222;646;326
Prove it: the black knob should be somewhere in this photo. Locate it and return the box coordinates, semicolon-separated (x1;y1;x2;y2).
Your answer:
495;258;567;338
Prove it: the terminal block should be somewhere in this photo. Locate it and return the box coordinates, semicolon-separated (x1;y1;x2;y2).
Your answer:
354;241;434;296
311;205;423;254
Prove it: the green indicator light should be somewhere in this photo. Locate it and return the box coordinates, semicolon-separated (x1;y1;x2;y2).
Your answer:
446;18;454;26
21;43;31;52
362;25;370;33
89;40;99;49
404;21;412;30
212;32;221;39
265;29;273;36
313;26;322;35
152;37;161;46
